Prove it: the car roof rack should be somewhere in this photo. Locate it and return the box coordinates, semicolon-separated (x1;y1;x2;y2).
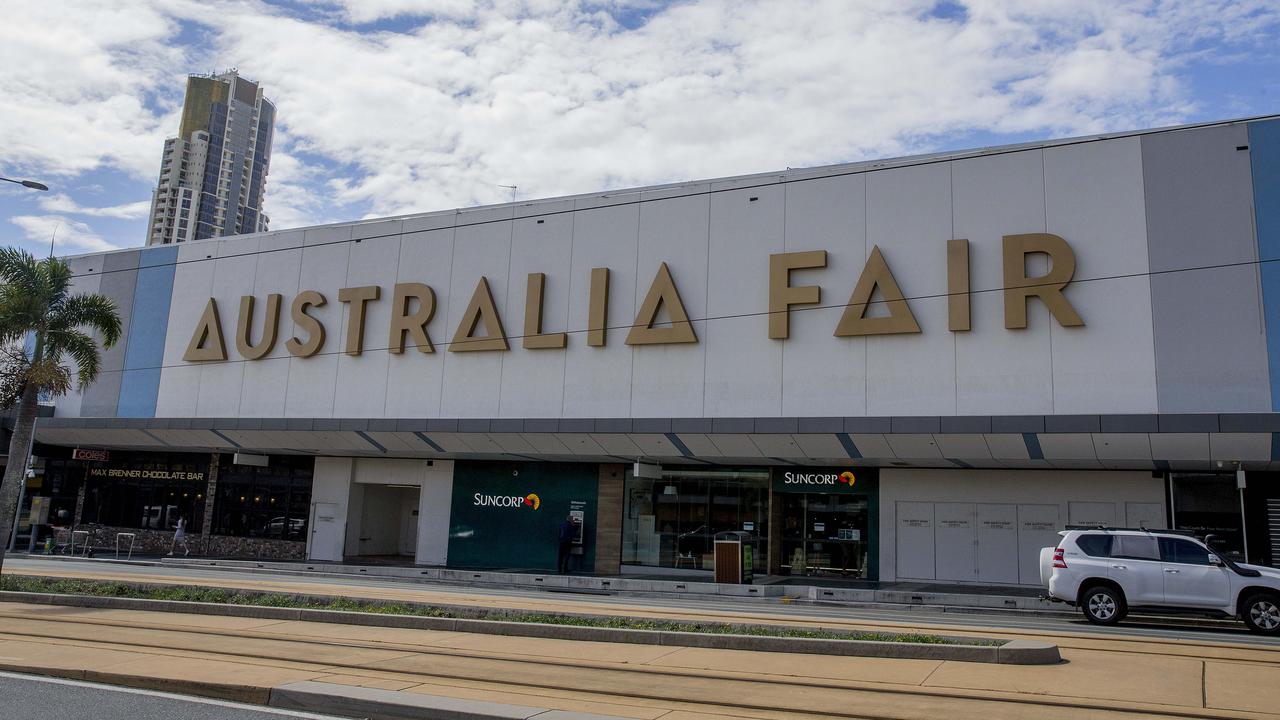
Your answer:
1064;525;1199;537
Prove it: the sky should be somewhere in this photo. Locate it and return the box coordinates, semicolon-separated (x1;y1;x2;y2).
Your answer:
1;0;1278;257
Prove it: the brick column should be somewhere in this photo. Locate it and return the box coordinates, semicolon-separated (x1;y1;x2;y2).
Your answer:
593;464;624;575
200;453;220;554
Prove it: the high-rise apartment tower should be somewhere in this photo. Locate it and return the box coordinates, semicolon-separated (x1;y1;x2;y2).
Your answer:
146;70;275;245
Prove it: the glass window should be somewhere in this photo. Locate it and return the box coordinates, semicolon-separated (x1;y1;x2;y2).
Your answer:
1075;534;1112;557
621;468;767;571
212;455;313;540
1111;534;1160;561
1170;474;1244;557
1159;537;1212;565
80;452;208;531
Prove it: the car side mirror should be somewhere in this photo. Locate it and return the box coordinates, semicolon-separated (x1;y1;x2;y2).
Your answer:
1208;555;1223;567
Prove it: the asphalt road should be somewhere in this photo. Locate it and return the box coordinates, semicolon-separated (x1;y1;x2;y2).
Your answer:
10;555;1280;647
0;672;349;720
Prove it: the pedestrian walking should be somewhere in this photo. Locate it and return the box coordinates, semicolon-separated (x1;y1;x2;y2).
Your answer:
168;515;190;557
557;514;578;574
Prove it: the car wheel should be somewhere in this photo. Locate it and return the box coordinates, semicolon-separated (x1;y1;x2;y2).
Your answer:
1081;585;1126;626
1242;593;1280;635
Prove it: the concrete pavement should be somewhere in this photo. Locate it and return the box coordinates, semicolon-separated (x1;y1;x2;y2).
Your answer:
0;600;1278;719
0;672;349;720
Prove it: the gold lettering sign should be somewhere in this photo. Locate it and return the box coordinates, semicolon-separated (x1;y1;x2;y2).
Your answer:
388;283;436;354
450;277;509;352
285;291;326;357
523;272;567;349
184;234;1087;364
184;298;228;361
947;239;971;332
338;286;380;355
768;250;827;339
587;267;609;347
834;246;921;337
1002;233;1084;329
236;294;281;360
626;262;697;345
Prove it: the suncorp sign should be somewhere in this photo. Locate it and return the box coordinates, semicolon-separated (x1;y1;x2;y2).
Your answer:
473;492;541;510
782;471;856;488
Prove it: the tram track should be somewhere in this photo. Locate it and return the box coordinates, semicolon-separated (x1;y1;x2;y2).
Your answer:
0;604;1275;720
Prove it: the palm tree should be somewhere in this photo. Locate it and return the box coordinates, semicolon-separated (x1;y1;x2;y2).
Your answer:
0;248;121;574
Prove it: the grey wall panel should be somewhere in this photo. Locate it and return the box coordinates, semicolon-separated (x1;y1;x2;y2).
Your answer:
80;251;139;416
80;370;123;417
1142;125;1269;411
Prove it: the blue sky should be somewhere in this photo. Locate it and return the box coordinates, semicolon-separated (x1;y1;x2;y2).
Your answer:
1;0;1278;257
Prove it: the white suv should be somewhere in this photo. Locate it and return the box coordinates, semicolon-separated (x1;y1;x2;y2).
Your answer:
1040;528;1280;634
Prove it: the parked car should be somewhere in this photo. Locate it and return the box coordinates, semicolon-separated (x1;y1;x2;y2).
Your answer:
1040;528;1280;634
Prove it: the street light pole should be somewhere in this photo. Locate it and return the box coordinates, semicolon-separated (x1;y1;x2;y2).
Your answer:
0;177;49;192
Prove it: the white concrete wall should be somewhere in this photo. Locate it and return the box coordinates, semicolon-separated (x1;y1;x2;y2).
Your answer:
308;457;353;561
417;460;454;566
879;468;1165;584
72;126;1257;420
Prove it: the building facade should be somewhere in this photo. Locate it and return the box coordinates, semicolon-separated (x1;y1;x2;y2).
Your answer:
145;71;275;246
28;116;1280;584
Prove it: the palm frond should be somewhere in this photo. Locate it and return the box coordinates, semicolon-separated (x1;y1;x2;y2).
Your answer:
46;328;101;389
51;293;123;349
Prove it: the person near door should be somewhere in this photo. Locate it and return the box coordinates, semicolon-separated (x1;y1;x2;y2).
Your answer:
557;514;577;574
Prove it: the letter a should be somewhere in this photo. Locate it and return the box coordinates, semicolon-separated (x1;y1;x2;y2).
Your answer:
834;246;921;336
626;262;698;345
450;277;509;352
184;298;228;361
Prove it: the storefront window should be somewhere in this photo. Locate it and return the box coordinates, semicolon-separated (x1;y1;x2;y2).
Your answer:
212;455;313;540
80;453;209;531
779;493;871;577
1171;473;1244;558
622;468;768;571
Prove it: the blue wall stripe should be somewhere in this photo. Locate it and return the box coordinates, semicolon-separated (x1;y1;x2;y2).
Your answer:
837;433;862;459
116;246;178;418
1022;432;1044;460
1250;119;1280;410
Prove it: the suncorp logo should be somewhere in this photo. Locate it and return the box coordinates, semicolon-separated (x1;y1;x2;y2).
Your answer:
783;471;856;487
474;492;540;509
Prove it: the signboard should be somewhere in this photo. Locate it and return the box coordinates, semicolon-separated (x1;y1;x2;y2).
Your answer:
448;461;598;571
88;467;206;482
72;448;109;462
772;468;879;494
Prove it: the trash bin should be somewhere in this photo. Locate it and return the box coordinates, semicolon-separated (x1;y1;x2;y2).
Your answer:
713;530;754;584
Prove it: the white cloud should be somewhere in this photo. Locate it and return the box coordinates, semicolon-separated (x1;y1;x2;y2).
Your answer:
10;215;122;255
38;193;152;220
0;1;185;180
2;0;1279;238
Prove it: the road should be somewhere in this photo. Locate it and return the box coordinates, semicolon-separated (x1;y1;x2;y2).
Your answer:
0;672;348;720
7;555;1279;648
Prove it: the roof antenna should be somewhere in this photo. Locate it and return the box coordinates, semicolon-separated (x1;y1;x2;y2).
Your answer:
496;184;517;203
48;221;62;258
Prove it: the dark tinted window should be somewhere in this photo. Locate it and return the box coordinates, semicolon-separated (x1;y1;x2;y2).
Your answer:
1111;534;1160;561
1075;534;1112;557
1159;537;1212;565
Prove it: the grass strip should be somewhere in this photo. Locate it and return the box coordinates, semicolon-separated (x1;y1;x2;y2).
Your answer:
1;574;986;646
